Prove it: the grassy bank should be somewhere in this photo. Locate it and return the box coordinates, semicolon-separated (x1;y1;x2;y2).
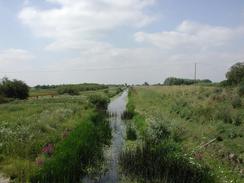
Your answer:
120;86;244;183
0;86;121;182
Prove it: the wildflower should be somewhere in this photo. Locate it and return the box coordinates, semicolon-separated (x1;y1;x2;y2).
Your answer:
42;143;54;156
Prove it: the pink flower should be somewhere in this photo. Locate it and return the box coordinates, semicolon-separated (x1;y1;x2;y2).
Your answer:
42;143;54;156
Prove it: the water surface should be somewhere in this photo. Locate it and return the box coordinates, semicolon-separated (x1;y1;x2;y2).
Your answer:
83;90;128;183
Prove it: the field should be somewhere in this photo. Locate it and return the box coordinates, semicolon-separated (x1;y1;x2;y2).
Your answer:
121;85;244;183
0;85;121;182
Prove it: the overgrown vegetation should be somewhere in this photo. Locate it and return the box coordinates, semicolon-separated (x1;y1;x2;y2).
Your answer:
226;62;244;85
164;77;212;85
122;85;244;183
0;83;121;182
120;89;215;183
31;111;111;183
0;77;29;100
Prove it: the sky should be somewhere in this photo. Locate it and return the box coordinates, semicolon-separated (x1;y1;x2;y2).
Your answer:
0;0;244;86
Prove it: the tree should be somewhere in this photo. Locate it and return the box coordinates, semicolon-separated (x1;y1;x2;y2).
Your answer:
0;78;29;99
226;62;244;85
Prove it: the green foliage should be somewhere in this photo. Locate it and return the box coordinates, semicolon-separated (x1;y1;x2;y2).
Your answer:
57;86;79;95
226;62;244;85
219;80;231;87
127;86;244;182
35;83;108;91
88;94;110;110
120;124;215;183
126;124;137;141
164;77;212;86
231;96;242;108
238;83;244;96
215;106;233;123
0;77;29;99
31;111;111;182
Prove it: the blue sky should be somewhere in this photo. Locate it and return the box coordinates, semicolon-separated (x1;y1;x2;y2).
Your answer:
0;0;244;85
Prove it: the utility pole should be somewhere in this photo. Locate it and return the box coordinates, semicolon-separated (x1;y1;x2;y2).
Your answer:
194;63;197;83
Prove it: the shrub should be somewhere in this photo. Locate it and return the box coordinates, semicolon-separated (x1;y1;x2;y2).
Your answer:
238;83;244;96
120;141;214;183
0;78;29;99
88;94;110;110
0;95;8;104
213;88;223;94
126;124;137;140
147;122;171;144
215;107;232;123
231;96;242;108
226;62;244;85
31;112;111;182
164;77;212;85
57;87;79;95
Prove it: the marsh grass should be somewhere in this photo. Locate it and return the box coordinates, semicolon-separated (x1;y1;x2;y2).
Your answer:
120;121;214;183
122;86;244;183
31;111;112;183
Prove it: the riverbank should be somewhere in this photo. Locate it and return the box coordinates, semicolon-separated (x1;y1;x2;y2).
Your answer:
120;86;244;183
0;86;122;182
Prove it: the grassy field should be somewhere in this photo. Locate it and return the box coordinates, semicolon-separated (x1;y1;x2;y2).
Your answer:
0;86;121;182
121;85;244;183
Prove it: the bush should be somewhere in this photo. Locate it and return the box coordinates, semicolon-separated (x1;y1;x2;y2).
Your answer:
88;94;110;110
31;112;111;182
126;124;137;141
215;107;232;123
231;96;242;108
120;140;214;183
57;87;79;95
226;62;244;85
0;78;29;99
164;77;212;85
0;95;8;104
238;83;244;96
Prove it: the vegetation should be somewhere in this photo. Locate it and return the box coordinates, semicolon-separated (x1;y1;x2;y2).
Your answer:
88;94;110;110
0;83;122;182
57;86;79;95
31;111;111;182
226;62;244;85
164;77;212;85
0;78;29;99
122;85;244;183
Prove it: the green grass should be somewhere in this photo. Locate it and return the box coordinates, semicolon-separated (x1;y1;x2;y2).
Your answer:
0;86;122;182
123;86;244;183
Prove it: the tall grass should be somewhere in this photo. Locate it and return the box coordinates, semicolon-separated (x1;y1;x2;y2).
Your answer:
124;86;244;182
31;111;111;183
120;119;215;183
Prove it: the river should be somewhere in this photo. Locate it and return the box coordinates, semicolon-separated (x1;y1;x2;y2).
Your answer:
82;90;128;183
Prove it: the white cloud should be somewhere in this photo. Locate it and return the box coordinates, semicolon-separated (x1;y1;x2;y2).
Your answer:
19;0;156;50
135;20;244;50
0;49;33;63
17;1;244;85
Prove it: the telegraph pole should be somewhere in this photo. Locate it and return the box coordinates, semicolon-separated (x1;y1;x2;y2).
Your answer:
194;63;197;83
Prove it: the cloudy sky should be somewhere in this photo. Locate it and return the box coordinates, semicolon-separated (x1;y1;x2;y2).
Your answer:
0;0;244;85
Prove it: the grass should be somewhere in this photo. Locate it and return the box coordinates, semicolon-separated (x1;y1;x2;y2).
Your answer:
0;86;121;182
121;85;244;183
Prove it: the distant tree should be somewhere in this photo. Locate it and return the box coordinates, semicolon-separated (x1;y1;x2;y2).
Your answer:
57;86;79;95
164;77;212;86
0;77;29;99
226;62;244;85
143;82;149;86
